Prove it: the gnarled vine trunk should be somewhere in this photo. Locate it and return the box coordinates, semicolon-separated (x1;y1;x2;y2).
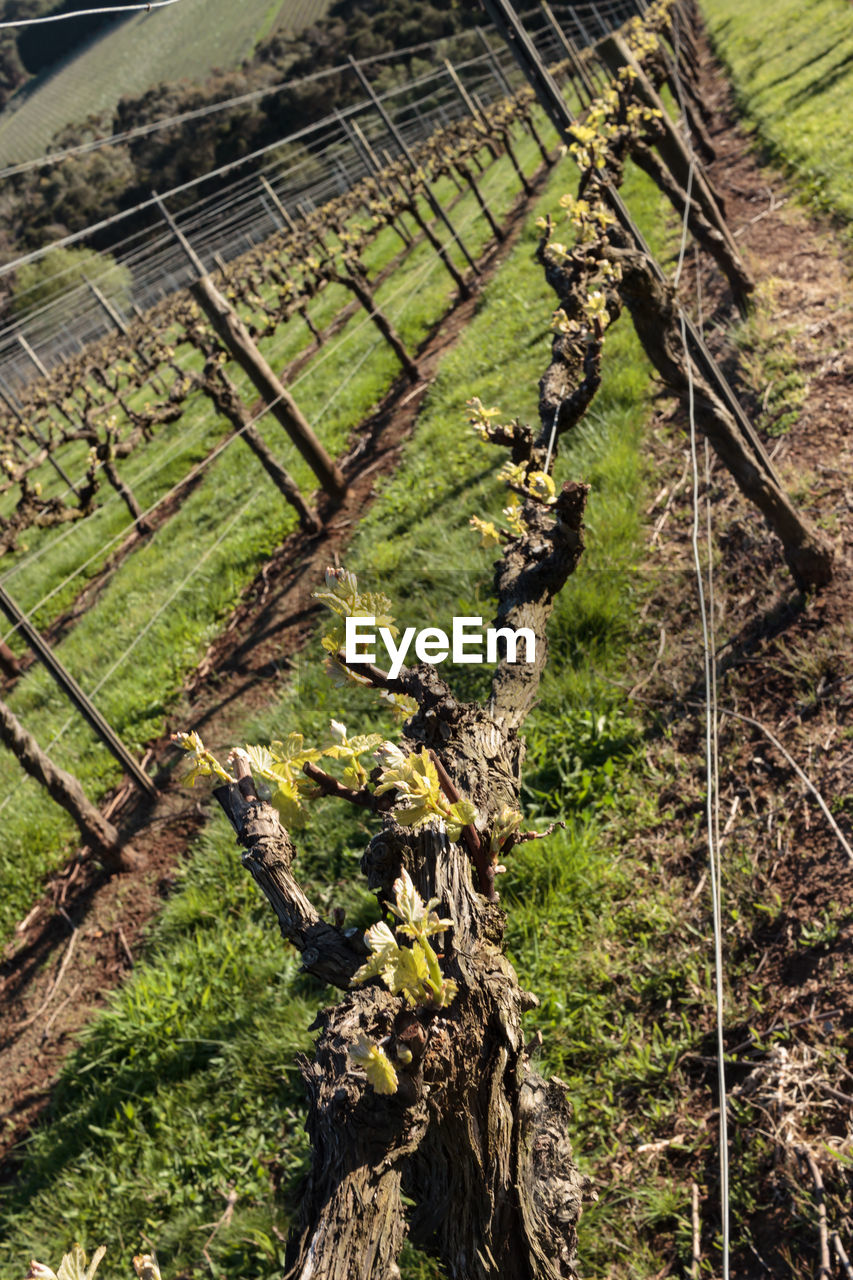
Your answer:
215;486;592;1279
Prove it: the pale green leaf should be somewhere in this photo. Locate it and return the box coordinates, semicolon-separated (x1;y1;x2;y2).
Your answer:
269;778;308;829
348;1035;398;1094
54;1245;106;1280
244;743;275;775
446;799;478;841
384;939;431;1004
351;921;399;987
433;977;459;1008
271;734;322;765
390;868;424;927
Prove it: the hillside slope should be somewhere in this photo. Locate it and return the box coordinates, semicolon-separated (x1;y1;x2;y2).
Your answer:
0;0;328;166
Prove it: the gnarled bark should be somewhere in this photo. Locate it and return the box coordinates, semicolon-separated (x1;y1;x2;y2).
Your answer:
215;456;594;1277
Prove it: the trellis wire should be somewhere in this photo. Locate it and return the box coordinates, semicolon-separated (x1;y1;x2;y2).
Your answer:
667;9;730;1271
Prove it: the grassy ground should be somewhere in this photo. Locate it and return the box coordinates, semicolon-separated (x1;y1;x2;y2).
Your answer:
0;0;330;166
700;0;853;237
0;154;683;1278
0;132;547;940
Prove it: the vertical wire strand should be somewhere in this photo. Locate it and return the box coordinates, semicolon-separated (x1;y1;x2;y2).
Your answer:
683;310;729;1278
670;11;730;1270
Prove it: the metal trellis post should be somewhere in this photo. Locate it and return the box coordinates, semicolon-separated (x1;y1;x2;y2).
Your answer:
347;55;480;276
0;584;157;797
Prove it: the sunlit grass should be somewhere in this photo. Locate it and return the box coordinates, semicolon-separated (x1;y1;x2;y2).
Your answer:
701;0;853;234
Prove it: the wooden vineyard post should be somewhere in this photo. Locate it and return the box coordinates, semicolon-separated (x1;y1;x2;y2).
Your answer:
568;6;595;55
475;25;513;97
596;32;749;289
259;174;299;236
337;114;414;248
436;65;503;240
654;39;717;160
155;196;346;500
346;116;384;179
347;55;481;278
540;0;598;104
17;333;49;379
444;60;501;161
190;282;346;497
84;274;130;337
613;247;833;589
334;113;378;199
0;584;157;798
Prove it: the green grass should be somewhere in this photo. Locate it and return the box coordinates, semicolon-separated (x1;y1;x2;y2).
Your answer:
0;0;331;166
0;155;699;1280
700;0;853;234
732;276;806;437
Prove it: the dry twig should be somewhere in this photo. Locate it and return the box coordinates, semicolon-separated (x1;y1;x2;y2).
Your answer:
12;923;78;1032
796;1145;831;1280
691;1181;701;1280
832;1232;853;1280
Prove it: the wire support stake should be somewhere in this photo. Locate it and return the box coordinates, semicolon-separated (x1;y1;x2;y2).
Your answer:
347;55;480;276
0;584;156;797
